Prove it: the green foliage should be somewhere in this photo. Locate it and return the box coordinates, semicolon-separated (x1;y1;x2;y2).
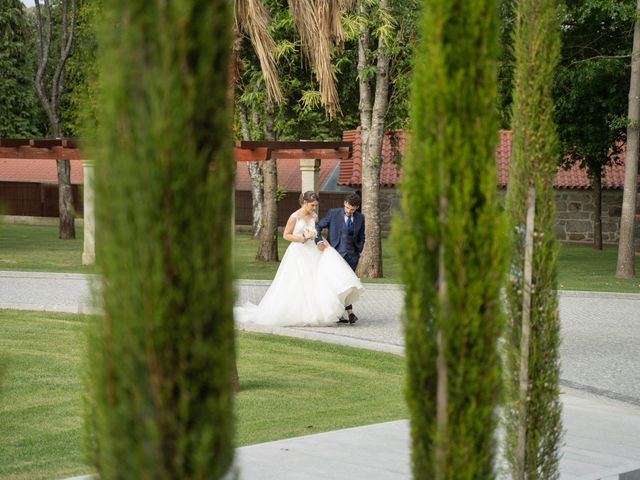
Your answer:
394;0;505;477
235;0;418;140
275;184;287;202
60;0;101;137
361;0;420;131
0;0;43;137
504;0;563;477
86;0;236;478
235;0;356;140
498;0;516;128
554;0;634;177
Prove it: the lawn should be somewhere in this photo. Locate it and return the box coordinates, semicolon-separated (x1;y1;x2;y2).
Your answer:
0;310;406;480
0;223;639;292
0;223;91;274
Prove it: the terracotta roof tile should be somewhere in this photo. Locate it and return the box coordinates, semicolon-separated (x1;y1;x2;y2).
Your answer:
495;130;626;189
0;155;340;192
0;158;84;184
339;128;405;187
235;158;340;192
340;128;629;189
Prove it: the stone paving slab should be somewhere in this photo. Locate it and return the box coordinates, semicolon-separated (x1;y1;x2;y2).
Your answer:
0;271;99;314
234;389;640;480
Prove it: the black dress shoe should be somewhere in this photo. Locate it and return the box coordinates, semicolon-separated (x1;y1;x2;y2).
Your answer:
337;317;350;324
348;313;358;324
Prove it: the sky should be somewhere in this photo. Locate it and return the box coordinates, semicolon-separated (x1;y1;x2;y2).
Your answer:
21;0;35;7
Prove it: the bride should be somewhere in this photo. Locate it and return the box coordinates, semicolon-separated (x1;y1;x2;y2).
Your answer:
234;191;364;327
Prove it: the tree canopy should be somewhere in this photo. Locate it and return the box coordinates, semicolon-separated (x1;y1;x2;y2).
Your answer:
0;0;44;137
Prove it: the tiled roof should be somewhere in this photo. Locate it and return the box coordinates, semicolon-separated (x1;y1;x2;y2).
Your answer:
1;131;629;191
0;158;84;184
495;130;626;189
0;155;340;192
339;128;405;187
340;128;628;190
235;158;340;192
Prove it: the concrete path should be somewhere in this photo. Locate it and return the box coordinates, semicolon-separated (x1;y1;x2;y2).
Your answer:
1;271;640;479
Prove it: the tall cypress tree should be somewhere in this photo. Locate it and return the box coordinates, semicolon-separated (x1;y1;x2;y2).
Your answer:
504;0;563;478
85;0;236;478
394;0;505;477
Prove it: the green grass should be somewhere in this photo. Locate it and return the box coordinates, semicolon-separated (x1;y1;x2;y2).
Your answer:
236;332;406;445
556;243;640;292
0;223;639;292
0;310;406;480
0;223;93;274
0;310;87;480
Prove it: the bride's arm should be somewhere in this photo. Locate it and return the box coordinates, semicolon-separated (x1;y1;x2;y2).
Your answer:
283;215;306;243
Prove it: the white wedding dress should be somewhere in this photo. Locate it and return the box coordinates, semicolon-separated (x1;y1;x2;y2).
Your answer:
235;213;364;327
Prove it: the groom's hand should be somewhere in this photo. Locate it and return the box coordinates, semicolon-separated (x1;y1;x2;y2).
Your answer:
317;241;327;252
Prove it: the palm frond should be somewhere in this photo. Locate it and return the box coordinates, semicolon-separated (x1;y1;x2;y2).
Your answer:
235;0;283;104
288;0;345;117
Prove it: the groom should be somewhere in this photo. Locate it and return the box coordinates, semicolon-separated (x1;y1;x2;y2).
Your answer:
315;192;365;324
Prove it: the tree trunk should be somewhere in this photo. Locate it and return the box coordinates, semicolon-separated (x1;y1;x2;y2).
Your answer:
435;194;449;480
616;0;640;278
230;25;243;394
357;0;391;278
256;105;278;262
248;162;264;238
56;158;76;239
34;0;77;240
515;186;536;480
239;103;264;237
357;1;372;165
593;172;603;250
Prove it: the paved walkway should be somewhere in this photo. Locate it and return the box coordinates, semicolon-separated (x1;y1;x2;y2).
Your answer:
2;271;640;479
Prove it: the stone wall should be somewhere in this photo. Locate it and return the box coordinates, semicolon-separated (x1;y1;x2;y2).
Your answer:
379;187;401;236
554;189;622;243
378;187;627;244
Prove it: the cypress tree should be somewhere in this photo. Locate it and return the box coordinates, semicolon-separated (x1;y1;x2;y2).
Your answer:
85;0;236;478
504;0;563;478
394;0;505;477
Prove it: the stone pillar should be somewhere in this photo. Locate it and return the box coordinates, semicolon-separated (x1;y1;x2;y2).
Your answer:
299;158;321;193
82;160;95;265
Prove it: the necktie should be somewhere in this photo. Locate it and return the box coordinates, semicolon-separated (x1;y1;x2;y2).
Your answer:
346;217;353;229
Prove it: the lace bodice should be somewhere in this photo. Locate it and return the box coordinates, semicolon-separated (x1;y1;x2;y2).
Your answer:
292;212;317;236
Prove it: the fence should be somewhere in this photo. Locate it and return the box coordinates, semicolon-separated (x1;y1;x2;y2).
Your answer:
0;182;83;217
0;183;345;226
235;190;348;227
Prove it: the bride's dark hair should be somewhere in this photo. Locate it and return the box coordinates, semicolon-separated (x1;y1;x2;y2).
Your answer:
299;191;319;205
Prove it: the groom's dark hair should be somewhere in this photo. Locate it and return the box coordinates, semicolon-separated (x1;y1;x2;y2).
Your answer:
344;192;361;207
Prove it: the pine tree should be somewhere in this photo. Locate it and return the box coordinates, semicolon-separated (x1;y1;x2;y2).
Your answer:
394;0;505;477
504;0;563;477
85;0;236;477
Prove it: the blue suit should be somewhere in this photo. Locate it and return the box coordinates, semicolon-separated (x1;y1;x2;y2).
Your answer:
315;207;365;272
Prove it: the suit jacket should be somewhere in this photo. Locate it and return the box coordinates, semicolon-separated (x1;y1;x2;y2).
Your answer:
315;207;365;257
